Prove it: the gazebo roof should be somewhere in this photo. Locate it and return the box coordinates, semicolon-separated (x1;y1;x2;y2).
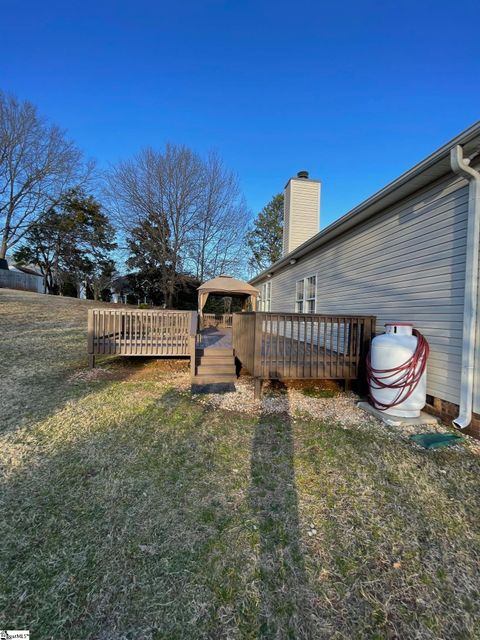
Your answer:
198;274;259;296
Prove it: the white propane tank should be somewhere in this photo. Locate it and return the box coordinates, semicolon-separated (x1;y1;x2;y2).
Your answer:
368;323;427;418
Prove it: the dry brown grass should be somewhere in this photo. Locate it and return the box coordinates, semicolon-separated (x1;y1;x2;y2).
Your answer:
1;289;479;639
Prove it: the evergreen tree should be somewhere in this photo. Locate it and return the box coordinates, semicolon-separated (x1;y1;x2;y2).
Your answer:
246;193;283;272
14;190;116;298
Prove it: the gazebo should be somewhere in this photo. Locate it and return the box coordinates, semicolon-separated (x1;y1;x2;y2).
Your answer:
197;275;259;316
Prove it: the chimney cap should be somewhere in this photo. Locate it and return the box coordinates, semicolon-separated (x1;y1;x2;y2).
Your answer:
297;170;309;179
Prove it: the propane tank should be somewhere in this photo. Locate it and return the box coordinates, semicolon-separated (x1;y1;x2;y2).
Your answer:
368;323;428;418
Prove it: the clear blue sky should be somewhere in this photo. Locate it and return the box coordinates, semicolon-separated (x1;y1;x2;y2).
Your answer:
1;0;479;228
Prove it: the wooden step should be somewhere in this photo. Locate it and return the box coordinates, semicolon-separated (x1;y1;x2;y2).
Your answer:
196;355;234;366
192;373;236;384
195;348;233;358
197;364;236;376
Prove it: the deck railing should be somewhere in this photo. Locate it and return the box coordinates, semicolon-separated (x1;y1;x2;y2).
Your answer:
200;313;233;329
233;312;376;393
87;309;198;369
223;313;233;328
232;313;257;375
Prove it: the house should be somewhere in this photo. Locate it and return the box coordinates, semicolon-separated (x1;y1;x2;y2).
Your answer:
250;122;480;437
0;259;44;293
110;275;137;304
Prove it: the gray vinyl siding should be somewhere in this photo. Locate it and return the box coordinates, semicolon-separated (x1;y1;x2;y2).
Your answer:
256;172;470;407
0;269;44;293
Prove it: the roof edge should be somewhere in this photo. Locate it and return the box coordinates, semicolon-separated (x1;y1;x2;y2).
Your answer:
251;120;480;285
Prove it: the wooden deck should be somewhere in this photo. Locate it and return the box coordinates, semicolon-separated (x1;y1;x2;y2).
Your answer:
200;314;233;330
87;310;376;397
196;327;233;351
233;312;376;397
87;309;197;368
260;335;361;379
197;327;358;377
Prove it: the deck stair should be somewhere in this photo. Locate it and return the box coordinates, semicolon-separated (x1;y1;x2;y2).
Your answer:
191;328;236;390
193;347;236;384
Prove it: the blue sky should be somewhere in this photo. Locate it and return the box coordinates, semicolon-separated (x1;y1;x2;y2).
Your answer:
1;0;479;229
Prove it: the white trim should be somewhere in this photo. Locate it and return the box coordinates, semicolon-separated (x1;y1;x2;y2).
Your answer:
450;145;480;428
261;280;272;311
295;273;317;313
250;121;480;286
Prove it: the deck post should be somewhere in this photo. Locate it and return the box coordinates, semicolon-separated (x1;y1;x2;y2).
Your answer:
189;335;197;378
254;377;264;400
87;309;95;368
253;312;263;377
358;316;375;393
365;317;376;356
252;312;264;399
189;312;198;379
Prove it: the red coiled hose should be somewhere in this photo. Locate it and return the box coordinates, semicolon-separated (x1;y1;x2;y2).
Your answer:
366;329;430;411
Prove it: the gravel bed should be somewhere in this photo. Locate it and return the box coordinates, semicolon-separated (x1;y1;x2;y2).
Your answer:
191;375;480;454
79;363;480;454
195;377;371;427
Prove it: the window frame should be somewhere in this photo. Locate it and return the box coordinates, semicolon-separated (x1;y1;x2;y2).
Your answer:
295;274;317;314
261;280;272;312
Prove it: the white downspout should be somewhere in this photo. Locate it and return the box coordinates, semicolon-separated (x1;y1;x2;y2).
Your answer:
450;145;480;428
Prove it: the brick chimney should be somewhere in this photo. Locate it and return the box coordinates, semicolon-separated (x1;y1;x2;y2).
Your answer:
282;171;321;255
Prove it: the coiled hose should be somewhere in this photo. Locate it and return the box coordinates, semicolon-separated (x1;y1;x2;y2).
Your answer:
366;329;430;411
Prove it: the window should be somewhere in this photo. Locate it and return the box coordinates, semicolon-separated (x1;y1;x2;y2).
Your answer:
295;279;304;313
296;275;316;313
261;281;271;311
305;275;316;313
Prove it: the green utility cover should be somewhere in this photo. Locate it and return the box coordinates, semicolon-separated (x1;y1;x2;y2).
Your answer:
409;432;465;449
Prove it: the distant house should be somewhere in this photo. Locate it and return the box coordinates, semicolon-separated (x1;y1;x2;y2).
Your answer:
250;122;480;436
110;275;136;304
10;262;44;278
0;259;44;293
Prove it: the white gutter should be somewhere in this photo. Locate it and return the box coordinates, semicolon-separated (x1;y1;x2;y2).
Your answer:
450;145;480;429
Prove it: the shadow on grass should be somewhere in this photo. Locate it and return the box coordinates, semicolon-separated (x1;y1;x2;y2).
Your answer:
295;420;480;639
1;390;219;637
0;350;187;436
250;400;317;638
2;388;264;639
3;368;480;640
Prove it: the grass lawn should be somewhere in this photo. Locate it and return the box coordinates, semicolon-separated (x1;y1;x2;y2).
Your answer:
1;289;480;639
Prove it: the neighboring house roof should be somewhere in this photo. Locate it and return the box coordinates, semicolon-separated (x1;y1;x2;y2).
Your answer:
9;263;43;277
250;120;480;285
198;274;259;296
111;275;139;294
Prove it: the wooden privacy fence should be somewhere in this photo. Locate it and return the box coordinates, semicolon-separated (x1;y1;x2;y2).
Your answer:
87;309;198;370
233;312;376;396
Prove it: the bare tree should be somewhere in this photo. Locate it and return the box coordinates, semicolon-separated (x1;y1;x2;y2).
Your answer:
105;144;204;306
189;151;249;281
106;144;250;305
106;144;247;306
0;92;92;259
